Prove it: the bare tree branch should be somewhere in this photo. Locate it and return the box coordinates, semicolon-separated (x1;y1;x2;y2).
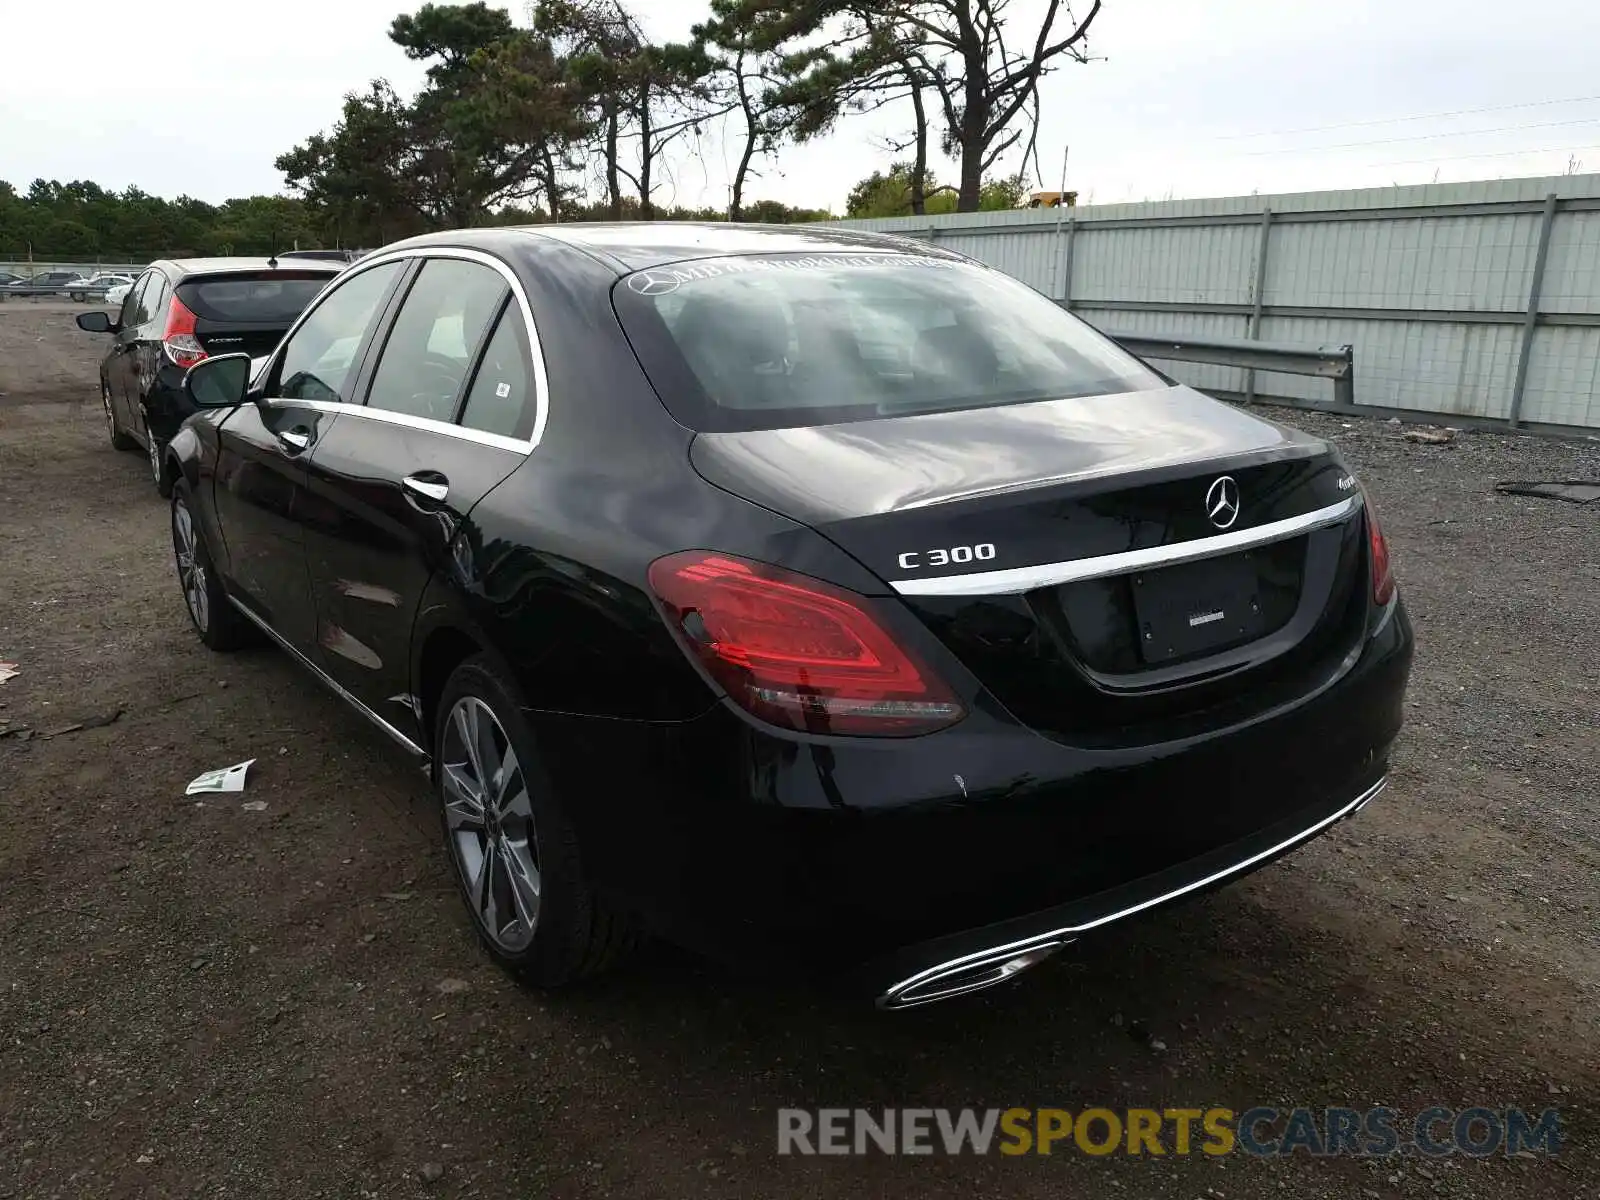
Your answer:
979;127;1022;172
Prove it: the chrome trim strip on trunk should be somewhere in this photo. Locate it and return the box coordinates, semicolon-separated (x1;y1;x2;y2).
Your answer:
227;597;429;759
877;774;1387;1009
889;494;1363;597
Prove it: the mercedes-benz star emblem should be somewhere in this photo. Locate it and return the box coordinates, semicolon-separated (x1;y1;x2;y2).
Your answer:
1205;475;1241;530
627;270;682;297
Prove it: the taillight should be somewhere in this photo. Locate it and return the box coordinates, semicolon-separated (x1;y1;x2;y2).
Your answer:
648;551;965;736
1364;493;1395;605
162;295;207;368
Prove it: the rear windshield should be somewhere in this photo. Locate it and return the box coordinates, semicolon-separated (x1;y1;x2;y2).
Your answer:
176;273;336;324
612;253;1165;432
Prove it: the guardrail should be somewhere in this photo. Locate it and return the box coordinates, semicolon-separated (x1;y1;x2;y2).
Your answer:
1102;329;1356;408
0;285;117;302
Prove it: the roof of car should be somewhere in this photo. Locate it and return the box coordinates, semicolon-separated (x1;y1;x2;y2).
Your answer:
154;257;346;278
383;222;958;274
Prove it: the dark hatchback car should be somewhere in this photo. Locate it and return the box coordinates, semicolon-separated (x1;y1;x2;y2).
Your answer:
77;258;342;494
2;269;84;296
167;225;1413;1007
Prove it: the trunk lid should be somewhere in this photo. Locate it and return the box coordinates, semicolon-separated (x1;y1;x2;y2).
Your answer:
691;386;1372;742
175;271;337;359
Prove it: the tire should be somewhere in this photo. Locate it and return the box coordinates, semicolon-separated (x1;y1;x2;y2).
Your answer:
435;657;639;988
70;291;85;303
104;384;135;451
171;481;253;651
143;409;173;497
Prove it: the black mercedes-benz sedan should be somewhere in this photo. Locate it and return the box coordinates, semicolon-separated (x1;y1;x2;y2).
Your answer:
76;257;342;494
165;224;1413;1007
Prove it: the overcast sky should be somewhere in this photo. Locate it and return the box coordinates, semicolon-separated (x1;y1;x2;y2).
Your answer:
5;0;1600;212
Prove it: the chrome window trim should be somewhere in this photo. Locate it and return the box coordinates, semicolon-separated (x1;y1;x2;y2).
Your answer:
260;245;550;455
878;774;1387;1009
227;597;428;759
262;397;531;455
890;494;1363;597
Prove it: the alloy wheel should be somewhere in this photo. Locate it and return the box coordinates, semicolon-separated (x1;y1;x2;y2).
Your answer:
441;696;540;952
146;418;162;485
171;497;209;633
102;388;115;439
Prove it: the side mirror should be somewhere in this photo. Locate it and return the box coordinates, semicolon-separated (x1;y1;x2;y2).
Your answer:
184;353;253;410
76;311;115;333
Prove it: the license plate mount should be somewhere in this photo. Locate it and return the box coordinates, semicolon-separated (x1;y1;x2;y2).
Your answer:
1130;553;1267;664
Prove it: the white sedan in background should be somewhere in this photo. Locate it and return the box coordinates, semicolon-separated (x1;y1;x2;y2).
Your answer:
102;279;134;309
70;273;135;303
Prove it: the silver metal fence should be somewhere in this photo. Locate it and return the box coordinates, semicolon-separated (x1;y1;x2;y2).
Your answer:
835;174;1600;434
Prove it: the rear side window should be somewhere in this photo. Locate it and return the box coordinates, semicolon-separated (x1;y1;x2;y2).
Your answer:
613;253;1165;432
459;304;534;440
276;262;403;403
121;273;153;327
177;274;334;324
146;275;171;325
365;258;507;424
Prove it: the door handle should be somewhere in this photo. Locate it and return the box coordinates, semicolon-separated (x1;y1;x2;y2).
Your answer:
403;473;449;503
278;429;311;452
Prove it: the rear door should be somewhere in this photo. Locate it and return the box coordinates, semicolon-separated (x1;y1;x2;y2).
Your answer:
108;271;157;426
131;271;172;425
210;259;407;652
298;251;538;743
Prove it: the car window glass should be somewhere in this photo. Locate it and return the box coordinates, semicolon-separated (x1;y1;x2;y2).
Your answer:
138;274;164;325
458;304;535;440
120;274;151;326
366;259;507;423
179;275;334;323
614;255;1166;433
275;262;403;404
146;275;170;326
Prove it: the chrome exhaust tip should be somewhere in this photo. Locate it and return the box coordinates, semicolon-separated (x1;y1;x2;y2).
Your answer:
877;940;1070;1009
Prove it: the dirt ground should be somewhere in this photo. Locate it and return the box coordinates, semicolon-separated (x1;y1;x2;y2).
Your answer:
1;300;1596;1199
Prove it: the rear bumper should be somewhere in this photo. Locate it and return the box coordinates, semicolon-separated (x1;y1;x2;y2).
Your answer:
868;774;1386;1007
527;596;1412;999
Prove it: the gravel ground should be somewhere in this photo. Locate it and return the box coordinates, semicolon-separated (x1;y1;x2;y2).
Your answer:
0;302;1596;1199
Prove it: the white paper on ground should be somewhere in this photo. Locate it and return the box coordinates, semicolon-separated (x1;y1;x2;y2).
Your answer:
185;759;256;796
0;662;19;685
